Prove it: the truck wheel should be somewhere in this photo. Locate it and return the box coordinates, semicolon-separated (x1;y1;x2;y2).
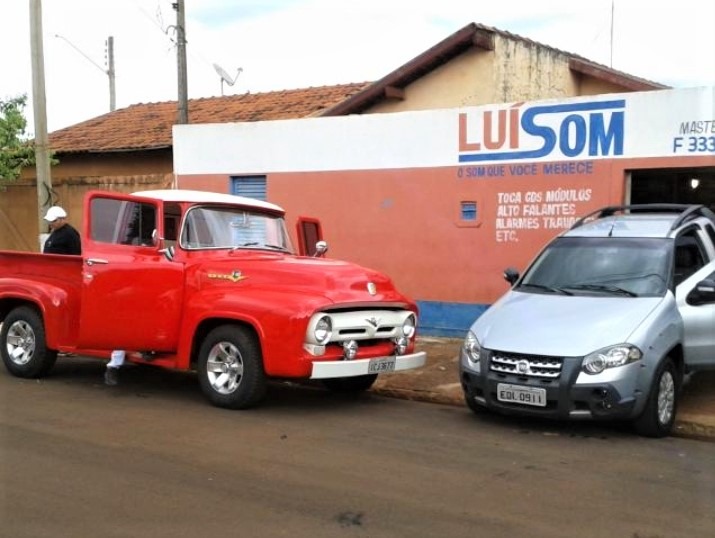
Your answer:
633;357;678;438
321;374;378;393
0;306;57;378
197;325;266;409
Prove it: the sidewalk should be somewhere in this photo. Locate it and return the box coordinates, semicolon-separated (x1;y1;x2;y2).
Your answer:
372;337;715;441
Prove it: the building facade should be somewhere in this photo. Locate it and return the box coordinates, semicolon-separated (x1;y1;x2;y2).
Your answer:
172;87;715;335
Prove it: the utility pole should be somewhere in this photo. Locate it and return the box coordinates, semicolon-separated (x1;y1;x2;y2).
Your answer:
610;0;615;68
107;36;116;111
29;0;53;251
56;34;116;112
174;0;189;124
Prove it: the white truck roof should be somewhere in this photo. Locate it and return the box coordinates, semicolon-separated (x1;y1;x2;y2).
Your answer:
132;189;284;213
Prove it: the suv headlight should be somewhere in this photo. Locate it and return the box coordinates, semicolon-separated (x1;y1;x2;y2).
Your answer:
581;344;642;375
463;330;481;365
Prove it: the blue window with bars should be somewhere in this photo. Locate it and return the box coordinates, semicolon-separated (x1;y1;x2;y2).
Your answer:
461;201;477;221
231;176;266;200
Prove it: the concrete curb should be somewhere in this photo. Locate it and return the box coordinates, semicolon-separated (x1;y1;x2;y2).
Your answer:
673;420;715;442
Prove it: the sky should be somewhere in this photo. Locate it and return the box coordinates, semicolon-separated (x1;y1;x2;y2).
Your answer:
2;0;714;135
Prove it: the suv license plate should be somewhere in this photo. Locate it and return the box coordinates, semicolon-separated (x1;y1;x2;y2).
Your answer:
368;357;396;373
497;383;547;407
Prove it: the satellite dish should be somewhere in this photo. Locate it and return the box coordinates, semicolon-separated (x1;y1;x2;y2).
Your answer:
213;63;243;95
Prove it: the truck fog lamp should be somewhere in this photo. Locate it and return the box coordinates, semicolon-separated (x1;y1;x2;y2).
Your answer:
314;316;333;344
343;340;358;360
394;336;408;355
401;314;416;338
582;345;643;375
463;331;481;364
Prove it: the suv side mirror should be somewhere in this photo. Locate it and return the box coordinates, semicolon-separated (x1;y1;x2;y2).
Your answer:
504;267;519;285
686;278;715;305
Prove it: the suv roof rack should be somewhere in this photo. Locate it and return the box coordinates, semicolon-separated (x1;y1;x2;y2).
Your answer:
571;204;715;232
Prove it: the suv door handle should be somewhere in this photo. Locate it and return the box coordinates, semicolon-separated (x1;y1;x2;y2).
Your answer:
86;258;109;266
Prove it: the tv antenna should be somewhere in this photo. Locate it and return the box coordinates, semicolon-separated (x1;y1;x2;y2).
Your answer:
213;63;243;95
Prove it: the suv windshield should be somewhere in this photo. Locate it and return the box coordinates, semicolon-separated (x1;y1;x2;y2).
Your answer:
180;206;294;253
518;237;671;297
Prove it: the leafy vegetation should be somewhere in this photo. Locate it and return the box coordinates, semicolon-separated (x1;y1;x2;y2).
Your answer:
0;94;36;182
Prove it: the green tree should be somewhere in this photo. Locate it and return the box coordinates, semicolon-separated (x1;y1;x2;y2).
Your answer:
0;94;36;182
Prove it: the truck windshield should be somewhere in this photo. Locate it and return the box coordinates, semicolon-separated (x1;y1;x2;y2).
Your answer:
518;237;672;297
180;206;294;253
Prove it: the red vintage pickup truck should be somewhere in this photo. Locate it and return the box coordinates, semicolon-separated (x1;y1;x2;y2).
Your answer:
0;189;425;408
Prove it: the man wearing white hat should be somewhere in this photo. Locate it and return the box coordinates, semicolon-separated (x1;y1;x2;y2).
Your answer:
42;206;81;255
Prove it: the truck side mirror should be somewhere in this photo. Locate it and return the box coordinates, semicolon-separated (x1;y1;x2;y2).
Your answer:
686;278;715;305
504;267;519;285
152;229;176;260
314;240;328;258
160;245;175;261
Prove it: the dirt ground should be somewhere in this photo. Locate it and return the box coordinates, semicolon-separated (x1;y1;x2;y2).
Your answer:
372;337;465;406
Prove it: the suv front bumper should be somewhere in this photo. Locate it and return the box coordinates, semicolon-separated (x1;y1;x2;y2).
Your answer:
460;358;638;420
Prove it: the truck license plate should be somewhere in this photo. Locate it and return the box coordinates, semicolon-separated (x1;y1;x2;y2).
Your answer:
368;357;396;373
497;383;546;407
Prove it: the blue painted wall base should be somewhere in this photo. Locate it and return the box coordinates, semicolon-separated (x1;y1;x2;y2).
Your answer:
416;300;489;338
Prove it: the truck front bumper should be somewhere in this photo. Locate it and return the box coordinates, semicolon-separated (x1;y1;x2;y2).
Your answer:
310;351;426;379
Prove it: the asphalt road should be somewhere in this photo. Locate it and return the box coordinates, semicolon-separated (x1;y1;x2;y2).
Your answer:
1;357;714;538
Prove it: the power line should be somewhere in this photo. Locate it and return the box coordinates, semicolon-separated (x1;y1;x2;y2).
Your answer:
55;34;116;111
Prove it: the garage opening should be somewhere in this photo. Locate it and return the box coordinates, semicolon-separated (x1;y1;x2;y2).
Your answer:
630;167;715;210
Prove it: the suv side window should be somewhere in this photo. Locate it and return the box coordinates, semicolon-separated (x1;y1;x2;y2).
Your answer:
674;228;707;285
705;224;715;257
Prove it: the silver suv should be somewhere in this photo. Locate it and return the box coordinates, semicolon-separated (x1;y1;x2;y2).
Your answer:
460;204;715;437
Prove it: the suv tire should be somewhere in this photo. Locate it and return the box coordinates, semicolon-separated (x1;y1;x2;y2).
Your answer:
633;357;678;438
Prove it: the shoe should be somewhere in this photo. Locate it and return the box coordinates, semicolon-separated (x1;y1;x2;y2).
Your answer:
104;367;119;386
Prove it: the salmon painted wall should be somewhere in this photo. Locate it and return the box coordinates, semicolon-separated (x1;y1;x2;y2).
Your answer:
174;88;715;335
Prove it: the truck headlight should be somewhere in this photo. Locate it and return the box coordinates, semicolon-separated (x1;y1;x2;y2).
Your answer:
463;331;481;364
582;344;642;375
314;315;333;344
401;314;416;338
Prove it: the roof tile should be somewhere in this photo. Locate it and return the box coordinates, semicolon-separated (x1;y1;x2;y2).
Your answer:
49;82;369;154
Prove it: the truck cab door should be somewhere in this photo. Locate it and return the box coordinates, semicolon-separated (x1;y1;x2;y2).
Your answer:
296;216;323;256
77;191;184;352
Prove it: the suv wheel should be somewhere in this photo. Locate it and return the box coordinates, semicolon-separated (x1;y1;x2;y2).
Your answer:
633;357;678;438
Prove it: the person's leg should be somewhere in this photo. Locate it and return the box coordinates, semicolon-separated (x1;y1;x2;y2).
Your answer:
105;350;125;385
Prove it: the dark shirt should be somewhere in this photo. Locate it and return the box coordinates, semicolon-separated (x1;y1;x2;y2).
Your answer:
43;224;82;255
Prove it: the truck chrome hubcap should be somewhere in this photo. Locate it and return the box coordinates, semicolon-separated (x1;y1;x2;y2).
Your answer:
6;321;35;365
206;341;243;394
657;371;675;425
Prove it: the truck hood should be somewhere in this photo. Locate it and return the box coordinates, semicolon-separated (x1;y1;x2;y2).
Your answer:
193;252;410;307
473;291;664;356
